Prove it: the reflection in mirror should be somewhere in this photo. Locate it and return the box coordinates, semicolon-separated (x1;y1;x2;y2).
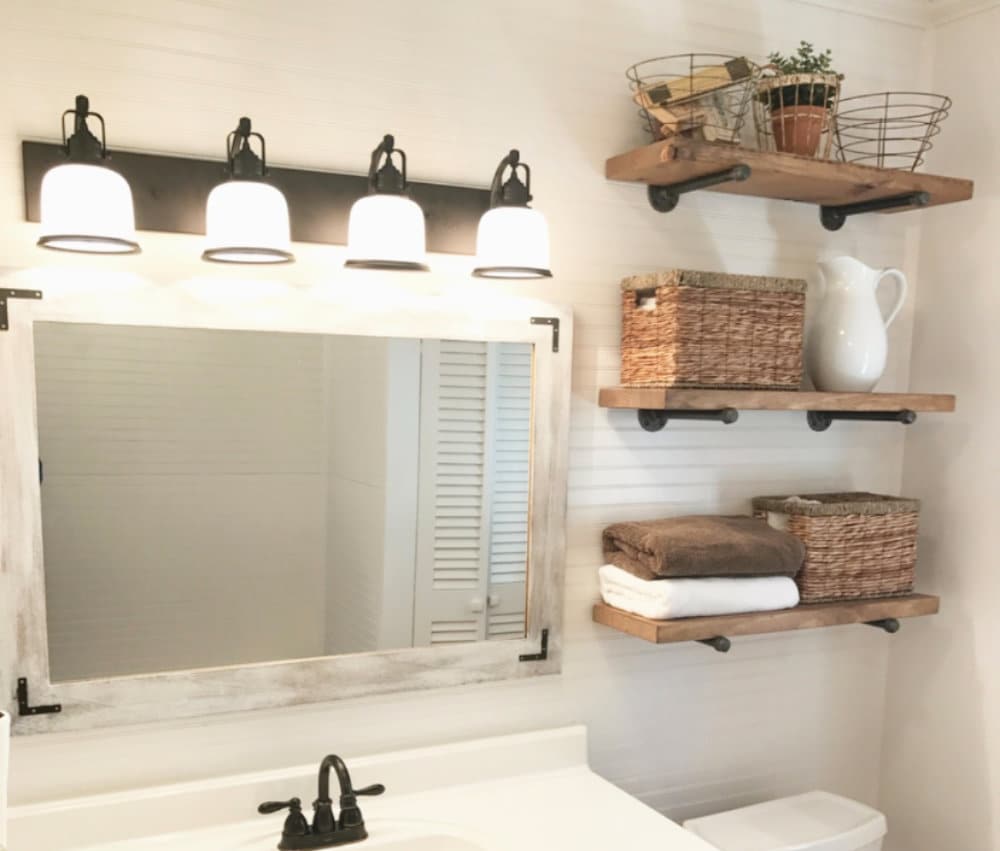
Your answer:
33;323;533;682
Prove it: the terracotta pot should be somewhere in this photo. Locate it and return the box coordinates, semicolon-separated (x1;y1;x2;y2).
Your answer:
770;104;828;156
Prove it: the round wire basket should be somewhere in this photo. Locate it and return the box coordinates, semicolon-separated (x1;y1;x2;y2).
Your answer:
753;70;841;159
833;92;951;171
626;54;760;144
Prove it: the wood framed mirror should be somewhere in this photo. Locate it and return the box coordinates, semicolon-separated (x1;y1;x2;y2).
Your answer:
0;274;571;733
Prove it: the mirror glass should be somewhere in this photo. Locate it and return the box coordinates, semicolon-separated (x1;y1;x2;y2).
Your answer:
33;322;533;682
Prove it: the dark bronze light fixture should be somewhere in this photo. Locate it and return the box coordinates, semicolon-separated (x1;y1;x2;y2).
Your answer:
472;149;551;279
202;117;294;264
37;94;140;254
344;134;428;271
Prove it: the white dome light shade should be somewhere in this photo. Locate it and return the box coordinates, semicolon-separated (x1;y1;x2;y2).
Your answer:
37;163;139;254
345;193;428;271
202;180;293;264
473;205;552;279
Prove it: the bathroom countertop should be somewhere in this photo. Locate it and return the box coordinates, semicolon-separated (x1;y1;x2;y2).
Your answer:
8;727;717;851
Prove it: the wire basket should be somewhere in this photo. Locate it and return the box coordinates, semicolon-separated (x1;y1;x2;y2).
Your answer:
626;54;759;144
753;70;841;158
833;92;951;171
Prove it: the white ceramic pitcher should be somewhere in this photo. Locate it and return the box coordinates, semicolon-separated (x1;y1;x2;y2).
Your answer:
807;256;907;392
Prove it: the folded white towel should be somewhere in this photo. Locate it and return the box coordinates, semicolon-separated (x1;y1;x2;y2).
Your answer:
598;564;799;620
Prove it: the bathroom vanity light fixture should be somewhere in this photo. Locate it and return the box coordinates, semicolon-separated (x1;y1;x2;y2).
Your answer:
345;134;429;271
202;117;293;264
37;94;140;254
473;149;551;279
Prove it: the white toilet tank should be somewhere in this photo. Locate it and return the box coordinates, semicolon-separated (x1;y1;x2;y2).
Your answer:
683;790;887;851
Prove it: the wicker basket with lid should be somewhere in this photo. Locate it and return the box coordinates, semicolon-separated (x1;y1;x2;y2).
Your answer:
752;492;920;603
620;269;806;388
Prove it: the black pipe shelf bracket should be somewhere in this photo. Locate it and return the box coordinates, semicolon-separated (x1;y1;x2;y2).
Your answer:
638;407;739;432
17;677;62;716
807;409;917;432
647;164;752;213
0;289;43;332
697;636;732;653
865;617;901;634
820;191;931;231
695;619;900;652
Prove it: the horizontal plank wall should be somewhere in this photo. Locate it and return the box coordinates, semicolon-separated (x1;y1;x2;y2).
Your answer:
0;0;930;825
880;8;1000;851
33;323;329;680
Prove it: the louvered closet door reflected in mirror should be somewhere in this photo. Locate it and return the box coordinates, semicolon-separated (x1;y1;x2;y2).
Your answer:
413;340;532;646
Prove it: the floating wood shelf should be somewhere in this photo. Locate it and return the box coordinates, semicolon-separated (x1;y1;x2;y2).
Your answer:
593;593;940;650
598;387;956;432
606;138;974;229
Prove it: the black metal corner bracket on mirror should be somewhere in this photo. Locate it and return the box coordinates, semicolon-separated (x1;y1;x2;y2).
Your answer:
647;164;751;213
519;628;549;662
530;316;560;352
807;409;917;432
819;191;930;231
0;289;43;332
17;677;62;716
638;407;739;432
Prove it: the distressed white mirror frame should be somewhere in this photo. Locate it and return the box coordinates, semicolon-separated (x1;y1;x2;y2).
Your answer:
0;274;572;733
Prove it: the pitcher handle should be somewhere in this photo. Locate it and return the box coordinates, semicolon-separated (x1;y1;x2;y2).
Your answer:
877;268;908;328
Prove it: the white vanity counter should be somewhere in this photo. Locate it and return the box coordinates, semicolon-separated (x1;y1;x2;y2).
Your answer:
8;727;715;851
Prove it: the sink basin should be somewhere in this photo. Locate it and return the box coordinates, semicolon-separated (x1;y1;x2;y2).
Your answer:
8;727;717;851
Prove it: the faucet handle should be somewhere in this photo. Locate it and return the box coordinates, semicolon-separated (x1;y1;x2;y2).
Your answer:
257;798;310;838
258;797;302;814
354;784;386;797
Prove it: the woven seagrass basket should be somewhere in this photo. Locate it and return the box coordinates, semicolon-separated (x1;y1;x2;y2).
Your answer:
751;492;920;603
620;270;806;388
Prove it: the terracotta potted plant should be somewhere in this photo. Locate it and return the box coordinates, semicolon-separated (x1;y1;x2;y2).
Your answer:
758;42;841;157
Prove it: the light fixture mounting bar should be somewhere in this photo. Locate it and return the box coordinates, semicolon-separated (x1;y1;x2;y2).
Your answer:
23;141;490;256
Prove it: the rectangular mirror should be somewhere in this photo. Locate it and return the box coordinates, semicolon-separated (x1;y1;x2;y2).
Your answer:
33;322;533;682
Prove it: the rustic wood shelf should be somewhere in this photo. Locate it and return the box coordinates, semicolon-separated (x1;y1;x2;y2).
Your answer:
599;387;956;412
593;593;940;649
606;138;974;229
599;387;955;432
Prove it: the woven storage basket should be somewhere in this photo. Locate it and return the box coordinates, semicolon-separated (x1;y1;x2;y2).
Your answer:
751;492;920;603
621;270;806;388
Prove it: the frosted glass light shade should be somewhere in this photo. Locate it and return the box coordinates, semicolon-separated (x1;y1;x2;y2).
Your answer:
345;193;428;271
472;206;551;279
202;180;293;263
37;163;139;253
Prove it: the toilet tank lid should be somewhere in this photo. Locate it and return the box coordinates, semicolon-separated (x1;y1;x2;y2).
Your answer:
682;791;887;851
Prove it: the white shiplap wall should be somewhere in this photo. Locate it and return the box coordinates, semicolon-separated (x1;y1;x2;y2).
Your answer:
1;0;937;825
33;322;329;679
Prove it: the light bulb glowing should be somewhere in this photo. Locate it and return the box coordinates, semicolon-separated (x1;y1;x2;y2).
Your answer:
473;206;551;279
345;194;428;271
37;163;139;254
202;180;293;264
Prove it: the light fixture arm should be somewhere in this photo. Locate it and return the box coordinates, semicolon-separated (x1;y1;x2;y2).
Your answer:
367;133;408;195
61;94;106;163
489;149;532;208
226;116;267;180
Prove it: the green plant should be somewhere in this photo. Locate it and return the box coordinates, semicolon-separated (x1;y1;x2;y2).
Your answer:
762;41;840;110
767;41;836;76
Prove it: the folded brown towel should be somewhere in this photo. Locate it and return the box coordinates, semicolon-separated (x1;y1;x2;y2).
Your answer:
602;515;804;581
